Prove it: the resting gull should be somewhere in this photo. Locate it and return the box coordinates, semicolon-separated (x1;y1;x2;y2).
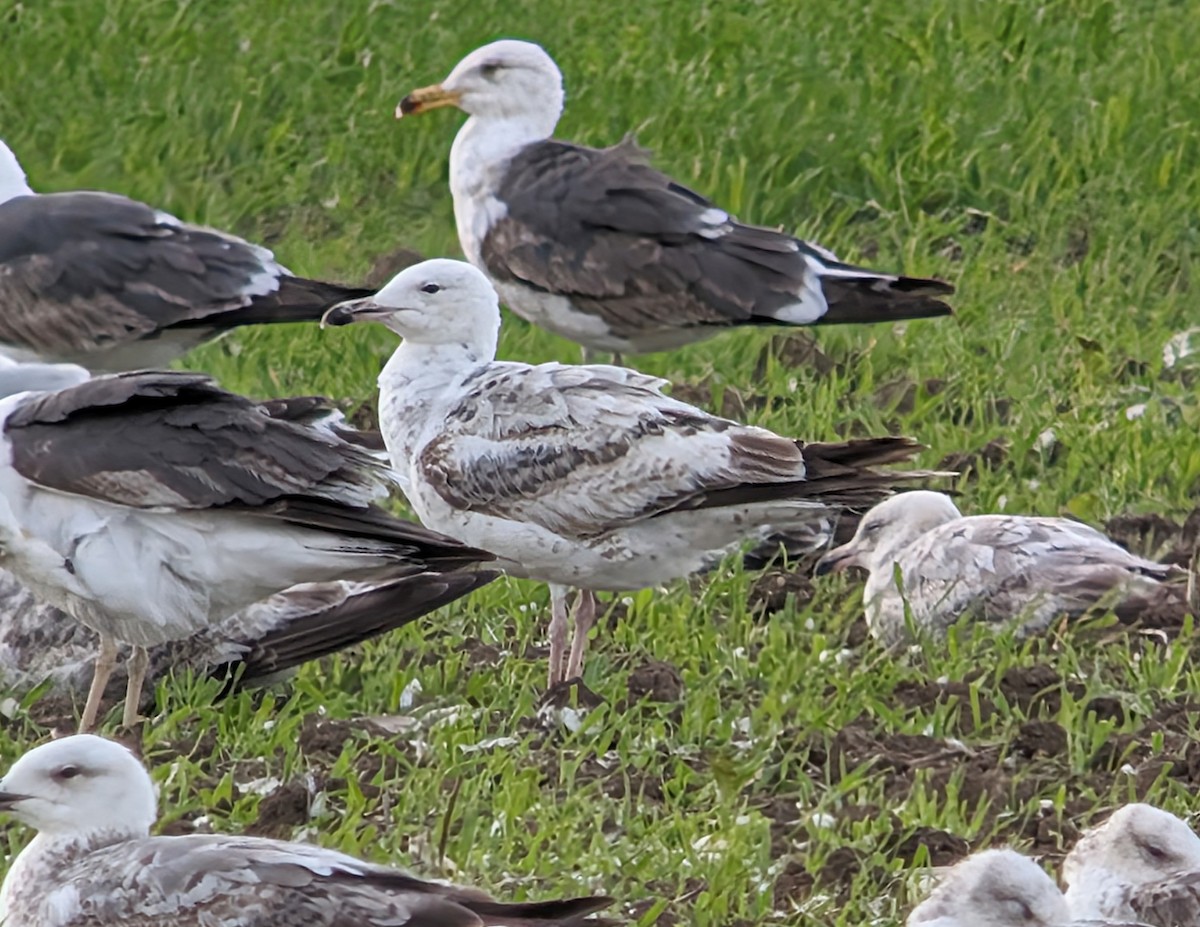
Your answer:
906;848;1070;927
0;370;494;729
814;491;1178;646
1063;803;1200;926
0;138;374;371
323;258;936;687
395;40;954;357
0;735;613;926
0;568;495;701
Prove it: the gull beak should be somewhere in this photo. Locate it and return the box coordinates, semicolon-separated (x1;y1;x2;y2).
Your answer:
0;789;30;811
396;84;463;118
320;298;397;328
815;544;858;577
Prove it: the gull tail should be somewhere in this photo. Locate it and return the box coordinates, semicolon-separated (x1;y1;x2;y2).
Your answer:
807;247;955;324
463;895;616;927
220;276;377;327
212;570;499;694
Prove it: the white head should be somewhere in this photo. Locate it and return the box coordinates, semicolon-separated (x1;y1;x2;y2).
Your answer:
0;139;35;204
907;849;1069;927
0;734;157;839
816;491;963;577
1063;803;1200;910
397;40;564;137
322;258;501;357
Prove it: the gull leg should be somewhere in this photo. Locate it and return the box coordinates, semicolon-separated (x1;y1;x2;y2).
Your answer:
80;634;118;733
565;590;598;682
122;645;150;728
547;583;570;688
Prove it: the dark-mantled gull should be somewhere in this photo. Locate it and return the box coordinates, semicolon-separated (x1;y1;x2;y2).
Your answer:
322;258;938;687
814;491;1179;646
0;139;374;371
0;735;613;926
1063;803;1200;926
0;568;495;701
0;370;494;729
906;848;1069;927
395;40;954;358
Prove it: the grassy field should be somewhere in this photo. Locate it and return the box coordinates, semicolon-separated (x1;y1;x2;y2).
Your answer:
3;0;1200;923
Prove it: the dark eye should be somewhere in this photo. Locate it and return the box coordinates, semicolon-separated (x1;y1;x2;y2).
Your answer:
479;62;502;79
862;522;881;535
55;765;80;780
1143;842;1169;861
420;283;441;294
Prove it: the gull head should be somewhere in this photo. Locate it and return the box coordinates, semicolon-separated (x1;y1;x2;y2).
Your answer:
0;734;157;839
907;849;1069;927
322;258;501;348
816;490;962;577
398;40;564;134
0;138;35;205
1063;803;1200;901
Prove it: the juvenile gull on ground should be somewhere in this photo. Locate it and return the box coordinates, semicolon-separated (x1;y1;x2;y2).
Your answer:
323;258;936;687
396;40;953;358
1063;803;1200;927
0;568;494;700
0;370;494;729
0;139;373;371
0;735;612;926
814;491;1178;645
906;848;1069;927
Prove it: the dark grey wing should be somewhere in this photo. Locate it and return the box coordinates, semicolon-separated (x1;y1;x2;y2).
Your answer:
481;139;952;339
1129;873;1200;927
4;370;387;510
0;191;371;365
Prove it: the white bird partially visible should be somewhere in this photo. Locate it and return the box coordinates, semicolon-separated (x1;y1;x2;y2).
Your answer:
906;848;1070;927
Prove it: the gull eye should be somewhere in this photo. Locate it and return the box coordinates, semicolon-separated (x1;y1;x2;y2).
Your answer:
54;764;81;781
479;62;502;79
420;283;442;295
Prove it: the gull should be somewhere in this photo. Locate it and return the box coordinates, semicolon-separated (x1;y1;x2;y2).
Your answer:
0;735;613;926
1063;803;1200;926
0;139;373;371
395;40;953;359
814;491;1178;646
322;258;936;687
0;568;495;701
906;848;1070;927
0;370;494;729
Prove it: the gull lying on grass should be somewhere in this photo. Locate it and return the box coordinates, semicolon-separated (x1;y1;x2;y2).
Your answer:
0;370;494;730
906;848;1070;927
1063;803;1200;926
323;258;937;687
0;735;612;926
0;567;494;701
0;139;373;371
815;491;1179;646
396;40;953;358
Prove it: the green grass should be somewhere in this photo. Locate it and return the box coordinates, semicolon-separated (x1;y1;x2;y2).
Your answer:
3;0;1200;923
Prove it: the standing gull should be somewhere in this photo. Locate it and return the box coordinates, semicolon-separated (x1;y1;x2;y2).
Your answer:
0;370;494;729
814;491;1179;646
395;40;954;357
906;848;1070;927
0;139;374;371
323;258;936;687
0;735;613;926
1063;803;1200;926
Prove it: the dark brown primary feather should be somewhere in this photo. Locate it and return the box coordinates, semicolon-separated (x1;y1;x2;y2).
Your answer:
0;191;371;366
480;138;952;341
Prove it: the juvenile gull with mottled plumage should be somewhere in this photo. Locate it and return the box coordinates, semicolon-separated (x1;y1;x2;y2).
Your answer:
815;491;1179;646
0;139;373;371
906;848;1070;927
0;735;612;926
1063;803;1200;927
395;40;953;358
0;370;494;730
323;258;936;687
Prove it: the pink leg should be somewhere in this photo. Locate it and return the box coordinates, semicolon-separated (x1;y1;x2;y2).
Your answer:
80;634;118;733
547;584;570;688
565;590;598;682
122;645;150;728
